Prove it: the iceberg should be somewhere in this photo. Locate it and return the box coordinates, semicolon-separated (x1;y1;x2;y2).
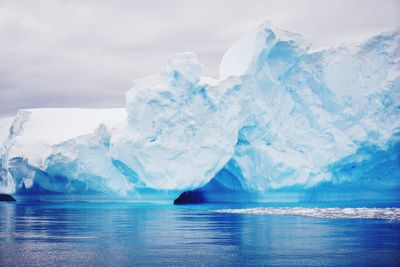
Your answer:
0;22;399;202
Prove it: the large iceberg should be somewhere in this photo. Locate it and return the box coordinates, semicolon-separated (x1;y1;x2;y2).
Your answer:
0;22;399;202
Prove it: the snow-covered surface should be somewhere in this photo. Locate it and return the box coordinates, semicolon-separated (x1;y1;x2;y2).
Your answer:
0;22;399;200
213;207;400;220
12;108;125;145
5;108;125;167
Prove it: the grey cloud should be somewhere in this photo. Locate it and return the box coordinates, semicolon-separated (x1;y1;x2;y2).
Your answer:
0;0;399;117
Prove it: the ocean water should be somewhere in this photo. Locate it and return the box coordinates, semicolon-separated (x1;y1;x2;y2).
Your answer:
1;201;400;266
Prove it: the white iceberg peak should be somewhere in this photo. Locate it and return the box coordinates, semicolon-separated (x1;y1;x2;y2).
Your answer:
166;52;203;84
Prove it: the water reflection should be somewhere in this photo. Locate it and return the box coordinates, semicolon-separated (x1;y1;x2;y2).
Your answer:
1;202;399;266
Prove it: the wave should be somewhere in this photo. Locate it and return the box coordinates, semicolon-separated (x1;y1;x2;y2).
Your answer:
212;207;400;220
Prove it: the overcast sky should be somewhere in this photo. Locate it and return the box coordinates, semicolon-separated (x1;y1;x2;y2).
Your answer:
0;0;399;117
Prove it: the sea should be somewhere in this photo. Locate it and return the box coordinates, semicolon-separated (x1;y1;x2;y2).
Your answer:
1;201;399;266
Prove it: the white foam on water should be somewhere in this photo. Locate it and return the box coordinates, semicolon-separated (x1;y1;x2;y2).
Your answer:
212;207;400;220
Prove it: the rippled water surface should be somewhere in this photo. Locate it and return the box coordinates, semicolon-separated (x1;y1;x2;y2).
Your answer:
213;207;400;220
1;202;400;266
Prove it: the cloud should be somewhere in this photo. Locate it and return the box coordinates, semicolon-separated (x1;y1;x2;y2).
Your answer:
0;0;399;116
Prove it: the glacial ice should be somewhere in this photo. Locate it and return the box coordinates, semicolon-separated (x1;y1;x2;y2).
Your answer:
110;52;241;190
217;23;400;194
0;109;128;195
0;22;399;202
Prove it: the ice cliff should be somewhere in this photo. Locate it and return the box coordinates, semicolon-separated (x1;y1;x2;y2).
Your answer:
1;23;399;202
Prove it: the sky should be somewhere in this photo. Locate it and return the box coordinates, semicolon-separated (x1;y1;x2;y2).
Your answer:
0;0;399;117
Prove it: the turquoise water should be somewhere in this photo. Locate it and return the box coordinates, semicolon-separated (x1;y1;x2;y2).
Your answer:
1;201;400;266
